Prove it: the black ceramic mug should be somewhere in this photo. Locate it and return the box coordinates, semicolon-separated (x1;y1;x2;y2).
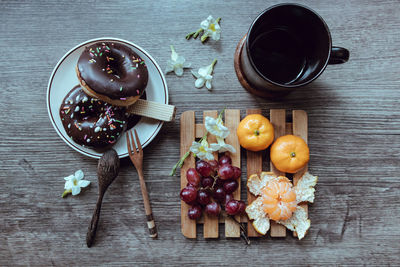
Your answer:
240;3;349;95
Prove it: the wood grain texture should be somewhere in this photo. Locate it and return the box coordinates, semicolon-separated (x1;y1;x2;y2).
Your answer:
203;110;219;238
292;110;309;237
1;0;400;265
180;111;196;238
269;109;288;237
224;109;241;237
246;109;262;237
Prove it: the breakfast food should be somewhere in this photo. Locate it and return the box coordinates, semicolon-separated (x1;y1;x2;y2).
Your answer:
180;155;245;219
270;135;310;173
237;114;274;151
60;85;128;148
76;42;148;107
261;176;297;221
245;172;317;239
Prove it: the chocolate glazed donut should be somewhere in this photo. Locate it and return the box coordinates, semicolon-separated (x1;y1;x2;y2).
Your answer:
76;42;148;107
60;85;128;148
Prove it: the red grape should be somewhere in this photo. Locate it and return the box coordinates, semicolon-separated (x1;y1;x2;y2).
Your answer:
215;178;225;187
186;168;201;187
224;194;234;206
226;200;246;215
196;160;213;177
226;200;239;215
201;177;214;188
219;155;232;166
218;164;234;180
205;202;221;216
197;189;211;205
223;180;239;194
188;205;202;220
180;186;197;204
232;166;242;179
213;187;226;203
208;160;219;174
237;200;246;214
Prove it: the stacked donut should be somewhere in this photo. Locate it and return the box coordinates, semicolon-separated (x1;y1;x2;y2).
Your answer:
59;42;148;149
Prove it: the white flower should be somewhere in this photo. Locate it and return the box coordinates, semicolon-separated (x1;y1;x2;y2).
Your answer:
200;15;221;41
165;45;191;76
205;116;229;138
62;170;90;197
210;136;236;153
191;59;217;90
190;139;215;161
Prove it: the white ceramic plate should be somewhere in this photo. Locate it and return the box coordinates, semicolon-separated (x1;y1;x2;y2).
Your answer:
47;37;168;158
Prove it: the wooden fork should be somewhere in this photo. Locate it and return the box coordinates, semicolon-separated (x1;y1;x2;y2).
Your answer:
126;129;157;238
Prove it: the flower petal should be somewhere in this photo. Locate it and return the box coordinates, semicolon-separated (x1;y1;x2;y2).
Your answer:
206;80;212;90
209;143;221;151
64;180;73;190
183;62;191;68
195;78;205;88
64;174;74;181
212;32;221;41
78;180;90;188
220;144;236;153
71;186;81;196
200;19;210;30
198;66;209;76
75;170;84;180
176;55;186;64
196;152;206;160
191;70;200;78
205;153;215;161
174;67;184;76
171;50;178;61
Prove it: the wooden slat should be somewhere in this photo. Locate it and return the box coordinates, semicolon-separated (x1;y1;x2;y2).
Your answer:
292;110;308;238
246;109;262;237
269;109;287;237
180;111;196;238
195;124;205;139
127;99;176;122
203;111;219;238
224;109;241;237
286;123;293;134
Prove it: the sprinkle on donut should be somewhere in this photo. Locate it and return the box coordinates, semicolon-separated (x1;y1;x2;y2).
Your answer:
59;85;128;148
77;42;149;107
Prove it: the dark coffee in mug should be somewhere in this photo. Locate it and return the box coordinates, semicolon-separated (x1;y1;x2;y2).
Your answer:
239;3;349;95
250;27;306;84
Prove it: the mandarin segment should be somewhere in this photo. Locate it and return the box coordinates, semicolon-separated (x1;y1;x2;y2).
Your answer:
261;178;297;221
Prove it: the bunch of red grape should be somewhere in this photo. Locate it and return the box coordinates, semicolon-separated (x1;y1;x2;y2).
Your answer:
180;155;246;220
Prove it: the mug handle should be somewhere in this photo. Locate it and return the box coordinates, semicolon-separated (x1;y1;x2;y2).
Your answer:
328;46;350;64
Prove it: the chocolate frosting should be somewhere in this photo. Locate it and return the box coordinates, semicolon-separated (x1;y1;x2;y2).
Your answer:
77;42;148;100
59;85;128;148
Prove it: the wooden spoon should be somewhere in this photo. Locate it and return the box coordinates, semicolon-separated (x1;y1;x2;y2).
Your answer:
86;149;120;247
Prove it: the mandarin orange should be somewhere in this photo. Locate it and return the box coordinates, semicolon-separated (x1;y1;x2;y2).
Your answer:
262;176;297;221
270;135;310;174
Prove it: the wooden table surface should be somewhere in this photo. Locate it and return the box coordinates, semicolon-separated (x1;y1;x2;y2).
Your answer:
1;0;400;265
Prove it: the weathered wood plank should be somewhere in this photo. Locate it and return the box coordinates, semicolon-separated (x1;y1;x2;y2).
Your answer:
180;111;196;238
269;109;287;237
203;111;219;238
224;109;241;237
292;110;309;238
246;109;263;237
